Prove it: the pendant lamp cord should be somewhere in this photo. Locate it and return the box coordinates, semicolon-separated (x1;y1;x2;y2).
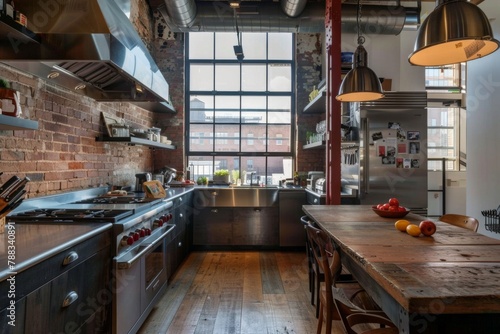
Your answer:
357;0;365;46
234;10;242;47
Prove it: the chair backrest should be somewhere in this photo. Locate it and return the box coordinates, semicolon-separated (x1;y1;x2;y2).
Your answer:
439;214;479;232
305;224;342;289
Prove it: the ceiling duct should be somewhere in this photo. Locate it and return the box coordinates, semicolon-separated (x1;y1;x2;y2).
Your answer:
164;0;197;28
0;0;174;113
281;0;308;18
156;1;419;34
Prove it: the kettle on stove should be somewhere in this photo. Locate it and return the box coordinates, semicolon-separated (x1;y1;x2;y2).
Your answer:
135;173;152;192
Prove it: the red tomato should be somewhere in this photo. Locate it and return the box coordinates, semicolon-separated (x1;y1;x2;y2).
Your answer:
388;205;398;212
398;206;407;212
376;204;384;210
381;203;390;211
388;198;399;207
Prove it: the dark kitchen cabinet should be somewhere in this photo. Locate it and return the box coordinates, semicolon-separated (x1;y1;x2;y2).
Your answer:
193;207;280;247
233;208;279;246
0;231;111;334
166;192;194;279
193;207;233;246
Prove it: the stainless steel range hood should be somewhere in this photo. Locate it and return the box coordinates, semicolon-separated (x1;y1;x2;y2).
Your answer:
0;0;175;113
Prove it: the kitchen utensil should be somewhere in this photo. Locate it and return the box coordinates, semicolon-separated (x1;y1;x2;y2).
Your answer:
0;190;26;215
4;177;29;200
153;174;164;185
160;166;177;184
135;173;152;192
0;175;20;197
110;124;130;137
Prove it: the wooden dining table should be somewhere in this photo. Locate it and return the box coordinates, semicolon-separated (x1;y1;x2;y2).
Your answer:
302;204;500;334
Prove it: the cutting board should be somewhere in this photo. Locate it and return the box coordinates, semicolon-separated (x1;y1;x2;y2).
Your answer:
143;180;166;198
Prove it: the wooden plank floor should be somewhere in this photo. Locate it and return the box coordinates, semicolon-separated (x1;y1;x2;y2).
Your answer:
138;251;344;334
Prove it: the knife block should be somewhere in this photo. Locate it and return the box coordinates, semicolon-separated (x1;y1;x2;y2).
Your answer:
0;216;5;233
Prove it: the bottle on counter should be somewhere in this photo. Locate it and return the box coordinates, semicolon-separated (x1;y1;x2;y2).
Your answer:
186;166;191;181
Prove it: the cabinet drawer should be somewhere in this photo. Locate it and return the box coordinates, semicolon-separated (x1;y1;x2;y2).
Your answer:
0;231;111;308
25;247;110;333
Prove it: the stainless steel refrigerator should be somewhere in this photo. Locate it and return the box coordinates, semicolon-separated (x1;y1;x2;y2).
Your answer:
341;92;428;212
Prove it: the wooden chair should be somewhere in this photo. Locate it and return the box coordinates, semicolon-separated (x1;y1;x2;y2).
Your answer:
439;214;479;232
300;216;319;306
306;224;396;334
334;293;399;334
301;216;325;318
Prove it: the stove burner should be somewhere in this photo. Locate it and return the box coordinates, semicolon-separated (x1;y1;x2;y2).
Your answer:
75;196;160;205
9;208;133;223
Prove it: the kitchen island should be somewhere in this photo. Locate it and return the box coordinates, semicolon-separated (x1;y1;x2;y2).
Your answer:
303;204;500;334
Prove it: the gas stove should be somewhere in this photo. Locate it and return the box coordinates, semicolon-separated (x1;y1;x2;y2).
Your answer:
7;208;133;223
6;187;177;334
74;195;160;205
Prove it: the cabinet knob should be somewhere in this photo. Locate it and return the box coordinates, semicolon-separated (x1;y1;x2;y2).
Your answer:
211;209;218;213
62;291;78;308
62;251;79;266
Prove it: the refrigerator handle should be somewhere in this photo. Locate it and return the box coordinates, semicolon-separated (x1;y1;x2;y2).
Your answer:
361;117;369;195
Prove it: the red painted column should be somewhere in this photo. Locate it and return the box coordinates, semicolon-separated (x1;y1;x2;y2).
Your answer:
325;0;342;204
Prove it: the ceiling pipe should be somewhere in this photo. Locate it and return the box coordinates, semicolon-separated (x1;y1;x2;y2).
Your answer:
157;2;419;34
163;0;197;28
281;0;308;18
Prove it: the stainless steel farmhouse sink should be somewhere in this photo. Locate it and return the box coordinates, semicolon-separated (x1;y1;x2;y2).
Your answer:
193;187;279;208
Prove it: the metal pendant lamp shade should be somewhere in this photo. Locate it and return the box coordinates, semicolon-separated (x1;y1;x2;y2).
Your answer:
336;44;384;102
409;0;500;66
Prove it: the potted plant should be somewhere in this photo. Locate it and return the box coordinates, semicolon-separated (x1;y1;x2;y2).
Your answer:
0;77;21;117
213;169;230;184
197;176;208;186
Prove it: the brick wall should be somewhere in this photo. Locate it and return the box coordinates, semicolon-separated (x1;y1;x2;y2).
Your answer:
0;64;157;197
151;10;186;174
296;33;326;173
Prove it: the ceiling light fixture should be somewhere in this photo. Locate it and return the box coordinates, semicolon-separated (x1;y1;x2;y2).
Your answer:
409;0;500;66
229;1;240;9
336;0;384;102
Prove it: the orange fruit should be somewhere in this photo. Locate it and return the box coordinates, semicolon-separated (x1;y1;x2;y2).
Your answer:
395;219;411;232
406;224;421;237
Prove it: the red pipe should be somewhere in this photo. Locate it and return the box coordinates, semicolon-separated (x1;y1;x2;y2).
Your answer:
325;0;342;204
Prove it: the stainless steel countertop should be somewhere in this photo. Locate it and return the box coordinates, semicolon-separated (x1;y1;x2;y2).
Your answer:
0;222;112;282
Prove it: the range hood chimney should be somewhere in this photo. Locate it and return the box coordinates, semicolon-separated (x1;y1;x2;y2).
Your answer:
0;0;175;113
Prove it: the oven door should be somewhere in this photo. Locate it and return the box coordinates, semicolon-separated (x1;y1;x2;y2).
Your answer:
113;224;175;334
141;234;167;312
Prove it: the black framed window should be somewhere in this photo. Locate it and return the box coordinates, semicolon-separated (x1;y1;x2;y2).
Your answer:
186;32;295;185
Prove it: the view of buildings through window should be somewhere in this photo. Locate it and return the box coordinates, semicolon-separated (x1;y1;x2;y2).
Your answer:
186;32;295;185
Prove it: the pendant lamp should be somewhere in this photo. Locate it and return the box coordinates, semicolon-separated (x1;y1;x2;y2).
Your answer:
336;0;384;102
409;0;500;66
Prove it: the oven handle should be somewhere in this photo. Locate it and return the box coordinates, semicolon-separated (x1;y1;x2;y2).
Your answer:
116;224;175;269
